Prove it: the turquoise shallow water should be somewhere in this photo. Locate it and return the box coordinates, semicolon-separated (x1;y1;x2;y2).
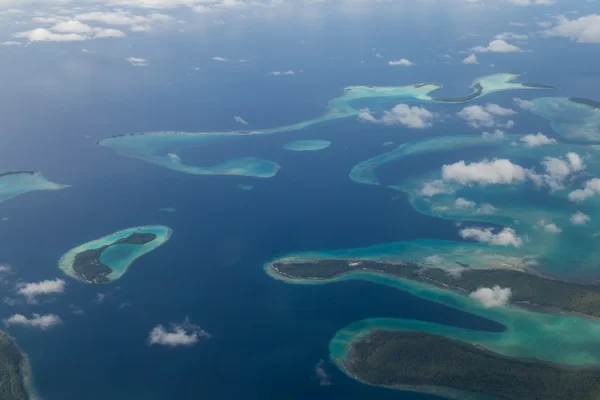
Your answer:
0;172;67;205
283;140;331;151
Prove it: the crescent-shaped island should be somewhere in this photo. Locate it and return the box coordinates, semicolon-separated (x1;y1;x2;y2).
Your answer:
58;225;172;284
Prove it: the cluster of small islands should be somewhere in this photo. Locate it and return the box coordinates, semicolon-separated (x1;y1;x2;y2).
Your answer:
2;74;600;399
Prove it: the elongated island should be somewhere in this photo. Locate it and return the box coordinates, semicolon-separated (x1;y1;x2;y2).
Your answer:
58;226;172;284
0;330;39;400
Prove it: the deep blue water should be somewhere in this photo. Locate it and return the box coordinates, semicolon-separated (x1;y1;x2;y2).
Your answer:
1;2;600;399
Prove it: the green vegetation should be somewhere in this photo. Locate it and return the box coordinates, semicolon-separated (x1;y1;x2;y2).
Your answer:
570;97;600;110
272;259;600;317
73;232;157;284
0;331;30;400
345;330;600;400
432;83;483;103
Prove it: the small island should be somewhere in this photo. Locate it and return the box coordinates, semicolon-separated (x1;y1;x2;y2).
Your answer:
0;330;39;400
0;171;68;205
283;140;331;151
343;330;600;400
59;226;172;284
269;258;600;318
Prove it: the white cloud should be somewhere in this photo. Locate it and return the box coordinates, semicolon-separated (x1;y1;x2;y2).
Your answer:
544;14;600;44
541;221;562;233
569;178;600;202
212;56;229;62
472;39;523;53
167;152;180;161
571;211;590;225
455;197;476;208
148;318;210;347
358;104;436;129
532;152;584;190
482;129;505;140
442;159;528;185
506;0;557;5
17;278;65;303
513;97;536;110
460;227;523;247
420;180;452;197
494;32;529;40
234;116;248;125
51;19;94;33
470;286;512;308
388;58;414;67
76;10;172;26
520;132;556;147
127;56;148;66
13;28;86;42
462;53;479;64
94;28;126;38
4;313;62;330
269;70;295;75
457;104;516;128
0;41;21;46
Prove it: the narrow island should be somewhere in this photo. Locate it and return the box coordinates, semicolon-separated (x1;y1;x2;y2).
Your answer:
570;97;600;110
0;330;39;400
269;258;600;318
58;225;172;284
343;330;600;400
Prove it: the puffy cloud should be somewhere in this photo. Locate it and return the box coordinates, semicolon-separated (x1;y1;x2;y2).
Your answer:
471;39;523;53
148;318;210;347
358;104;436;129
520;132;556;147
455;197;476;208
457;104;516;128
470;286;512;308
315;359;332;387
269;70;295;76
127;56;148;66
513;97;536;110
540;221;562;233
453;198;497;214
234;116;248;125
481;129;505;140
13;28;86;42
212;56;229;62
459;227;523;247
166;152;180;162
420;180;452;197
17;278;65;303
4;313;62;330
388;58;414;67
571;211;590;225
544;14;600;44
569;178;600;202
442;159;528;185
462;54;479;64
51;19;94;33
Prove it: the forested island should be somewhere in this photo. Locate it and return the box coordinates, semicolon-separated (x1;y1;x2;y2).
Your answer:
432;83;483;103
0;331;35;400
270;259;600;317
344;330;600;400
73;233;157;284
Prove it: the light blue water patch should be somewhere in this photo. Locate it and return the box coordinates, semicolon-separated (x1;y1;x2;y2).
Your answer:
530;97;600;142
0;171;68;205
237;184;254;191
98;74;546;177
158;207;176;213
283;140;331;151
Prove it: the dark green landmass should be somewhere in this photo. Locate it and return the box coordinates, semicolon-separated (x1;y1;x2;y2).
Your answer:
272;259;600;318
570;97;600;110
345;330;600;400
0;171;36;179
0;331;30;400
431;83;483;103
73;233;156;284
522;83;556;89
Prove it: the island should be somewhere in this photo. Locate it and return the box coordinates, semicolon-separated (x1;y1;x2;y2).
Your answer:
570;97;600;110
0;330;39;400
58;226;172;284
343;330;600;400
0;171;68;205
269;258;600;318
283;140;331;151
431;83;483;103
